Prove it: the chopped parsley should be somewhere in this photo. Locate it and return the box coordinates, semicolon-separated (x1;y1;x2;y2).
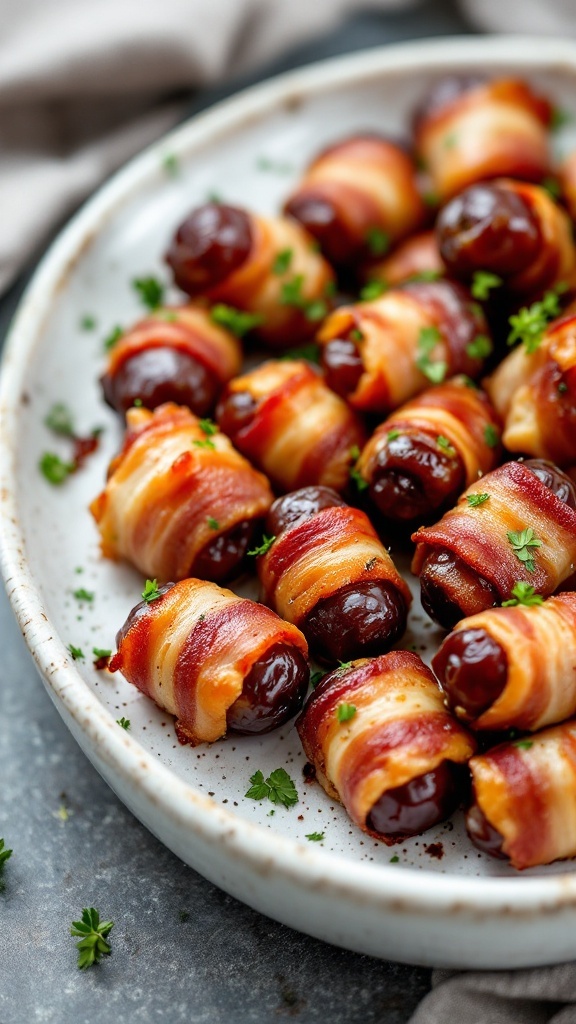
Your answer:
92;647;112;659
390;855;400;863
507;285;567;354
514;739;534;751
103;325;124;350
337;661;353;672
405;269;443;284
142;579;162;603
466;334;493;360
39;452;75;485
116;717;131;730
68;644;85;661
132;276;165;310
198;418;218;436
422;192;439;208
507;528;542;573
365;227;390;257
192;438;216;451
502;582;544;607
550;106;571;131
133;398;143;407
471;271;503;301
70;908;114;970
80;315;97;331
207;516;220;530
272;248;293;275
484;424;500;449
350;328;364;342
280;274;327;322
558;381;569;394
310;670;326;689
279;342;321;364
0;839;12;872
466;492;490;508
162;153;179;177
256;156;294;174
45;402;75;436
436;435;457;458
416;325;447;384
305;832;325;842
245;768;298;808
387;429;401;442
349;444;368;492
542;176;562;200
360;280;387;301
337;702;357;723
247;535;276;557
210;303;265;337
73;588;94;602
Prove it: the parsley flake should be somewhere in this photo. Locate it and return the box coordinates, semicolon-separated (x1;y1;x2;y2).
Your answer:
416;325;447;384
142;579;162;603
350;328;364;341
337;702;357;723
45;402;75;437
80;315;97;331
466;334;493;360
245;768;298;808
39;452;75;485
349;444;368;492
117;717;131;730
365;227;390;257
422;192;439;208
551;106;571;131
272;248;293;275
337;661;353;672
193;438;216;451
70;908;114;970
502;582;544;607
73;588;94;602
484;424;500;448
162;153;179;177
92;647;112;660
390;855;400;863
198;418;218;436
247;535;276;557
471;271;503;300
387;429;401;442
514;739;534;751
507;285;567;354
210;303;265;337
405;269;444;284
466;492;490;508
436;435;457;458
0;839;12;872
103;325;124;350
305;832;325;842
279;342;321;364
360;280;387;301
310;670;326;689
132;398;143;407
132;276;165;310
68;644;85;661
542;176;562;200
256;156;294;174
558;381;568;394
207;516;220;530
507;528;542;573
280;274;327;322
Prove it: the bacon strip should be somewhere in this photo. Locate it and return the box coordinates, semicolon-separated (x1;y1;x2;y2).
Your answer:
358;377;501;489
470;720;576;868
414;79;552;200
110;579;307;745
90;403;273;581
297;652;475;842
412;460;576;599
217;360;365;493
258;505;411;626
365;231;444;289
317;280;490;413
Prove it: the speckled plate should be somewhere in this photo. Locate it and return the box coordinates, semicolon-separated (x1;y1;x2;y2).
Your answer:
4;36;576;969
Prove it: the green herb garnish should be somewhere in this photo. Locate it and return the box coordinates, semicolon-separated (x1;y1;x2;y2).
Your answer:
117;717;131;730
436;435;457;458
466;493;490;508
471;271;503;301
247;535;276;557
132;276;165;310
45;402;75;437
272;248;293;275
305;832;325;842
39;452;75;484
68;644;85;661
70;908;114;970
507;528;542;573
245;768;298;808
192;438;216;451
416;325;447;384
466;334;493;360
0;839;13;872
502;582;544;607
103;325;124;350
207;516;220;530
80;315;97;331
210;303;265;337
142;579;162;603
73;588;94;602
365;227;390;257
337;702;357;723
507;285;567;354
359;280;387;301
198;418;218;436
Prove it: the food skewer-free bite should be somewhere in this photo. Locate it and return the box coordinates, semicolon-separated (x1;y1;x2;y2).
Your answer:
111;579;309;744
297;651;475;843
256;486;411;665
216;359;365;494
433;592;576;732
284;134;424;268
412;458;576;630
317;279;492;414
100;303;242;418
165;202;335;347
90;402;273;583
356;376;501;528
413;76;553;201
466;720;576;868
363;230;444;290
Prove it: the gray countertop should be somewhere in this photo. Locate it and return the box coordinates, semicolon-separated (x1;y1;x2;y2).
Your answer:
0;5;473;1021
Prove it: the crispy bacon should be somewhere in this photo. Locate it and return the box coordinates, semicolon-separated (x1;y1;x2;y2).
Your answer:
258;504;411;626
412;460;576;600
90;403;273;581
414;78;553;200
469;719;576;868
485;313;576;466
110;579;307;745
216;360;365;493
297;652;475;841
363;231;444;289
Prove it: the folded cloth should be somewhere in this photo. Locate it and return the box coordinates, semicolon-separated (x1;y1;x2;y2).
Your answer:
409;964;576;1023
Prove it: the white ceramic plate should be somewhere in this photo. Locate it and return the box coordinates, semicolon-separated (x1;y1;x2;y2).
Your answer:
4;36;576;970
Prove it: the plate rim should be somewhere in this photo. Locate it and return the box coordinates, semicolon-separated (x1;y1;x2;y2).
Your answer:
4;33;576;918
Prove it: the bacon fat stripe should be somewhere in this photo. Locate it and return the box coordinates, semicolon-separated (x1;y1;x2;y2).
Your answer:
414;78;552;200
358;377;501;490
412;460;576;599
485;313;576;467
469;721;576;869
284;135;424;266
217;360;365;493
258;505;411;626
110;579;307;745
90;402;273;581
297;652;475;841
438;593;576;732
365;231;444;289
317;280;490;413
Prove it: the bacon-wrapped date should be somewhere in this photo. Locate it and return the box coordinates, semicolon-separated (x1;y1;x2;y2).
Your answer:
356;377;501;526
485;312;576;467
437;179;575;298
297;652;475;843
90;403;273;583
317;279;491;414
100;304;242;417
467;720;576;868
560;151;576;223
110;579;309;744
257;486;411;664
412;458;576;629
216;360;365;493
413;77;553;200
363;231;444;290
433;593;576;732
284;134;424;267
165;203;335;347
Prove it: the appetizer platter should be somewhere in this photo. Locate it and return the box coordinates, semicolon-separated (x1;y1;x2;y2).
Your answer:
3;37;576;969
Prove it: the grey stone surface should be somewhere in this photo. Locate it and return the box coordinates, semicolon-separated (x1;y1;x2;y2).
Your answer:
0;4;475;1020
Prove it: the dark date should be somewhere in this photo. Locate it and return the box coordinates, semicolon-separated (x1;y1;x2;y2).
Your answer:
285;193;356;266
115;582;176;648
369;430;466;525
266;486;345;537
466;801;506;859
419;549;499;630
412;75;486;134
321;336;364;398
216;389;258;439
192;521;255;583
165;203;253;295
367;761;467;839
226;642;309;734
303;580;407;665
101;347;219;418
432;627;508;720
525;458;576;508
